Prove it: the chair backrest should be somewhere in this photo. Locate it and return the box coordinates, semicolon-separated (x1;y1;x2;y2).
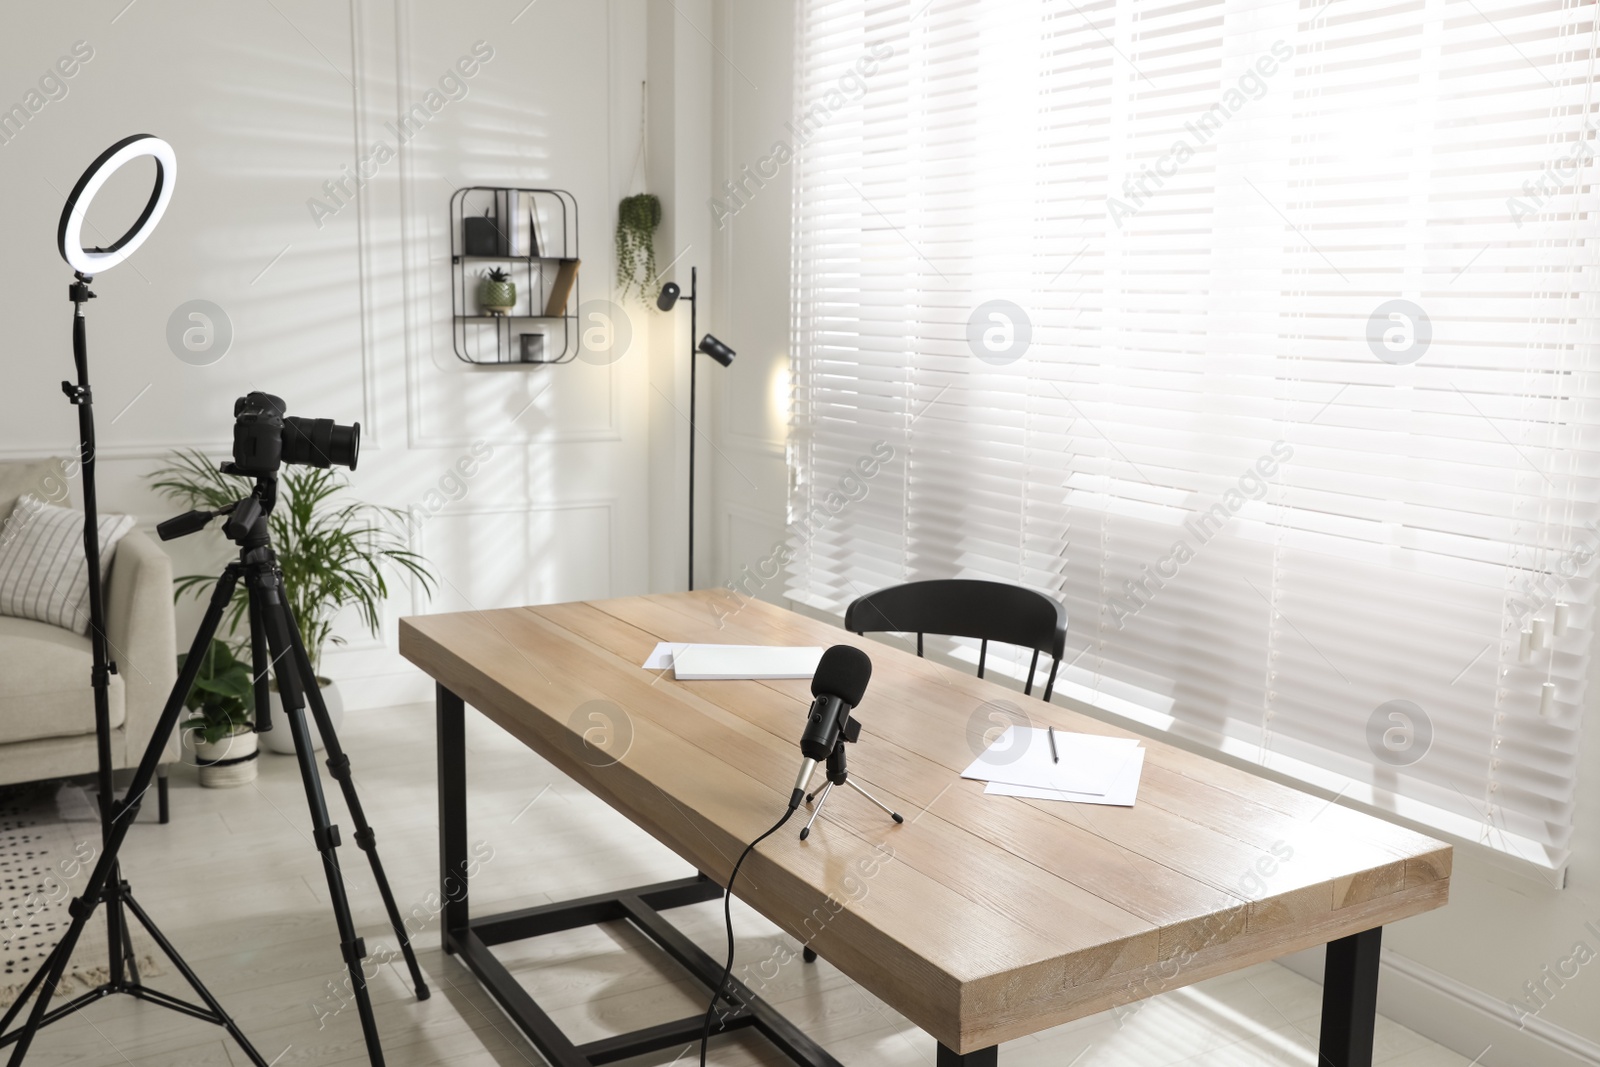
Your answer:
843;579;1068;699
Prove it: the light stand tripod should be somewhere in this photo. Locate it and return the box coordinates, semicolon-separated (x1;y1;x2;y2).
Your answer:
0;275;150;1045
0;465;429;1067
798;719;903;842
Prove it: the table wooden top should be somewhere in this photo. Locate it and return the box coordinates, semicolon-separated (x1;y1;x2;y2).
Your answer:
400;591;1450;1053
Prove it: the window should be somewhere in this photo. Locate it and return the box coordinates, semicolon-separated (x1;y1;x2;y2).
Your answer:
787;0;1600;871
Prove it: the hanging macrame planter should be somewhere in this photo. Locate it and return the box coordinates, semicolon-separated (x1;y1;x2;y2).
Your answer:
616;82;662;304
617;193;660;303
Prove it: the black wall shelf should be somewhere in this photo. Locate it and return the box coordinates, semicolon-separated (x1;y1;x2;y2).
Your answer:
450;186;580;365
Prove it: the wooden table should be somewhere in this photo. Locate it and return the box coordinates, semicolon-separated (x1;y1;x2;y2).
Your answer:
400;592;1451;1066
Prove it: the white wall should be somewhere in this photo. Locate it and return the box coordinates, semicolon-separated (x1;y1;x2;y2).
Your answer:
0;0;659;706
704;3;1600;1066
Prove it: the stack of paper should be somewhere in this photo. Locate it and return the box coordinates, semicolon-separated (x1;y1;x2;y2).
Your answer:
642;642;824;680
960;726;1145;806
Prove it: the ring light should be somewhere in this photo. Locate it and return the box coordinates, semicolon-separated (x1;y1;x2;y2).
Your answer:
57;133;176;275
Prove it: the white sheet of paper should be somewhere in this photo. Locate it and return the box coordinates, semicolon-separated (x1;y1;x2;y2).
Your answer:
960;726;1141;796
642;641;689;670
670;644;825;680
984;747;1145;807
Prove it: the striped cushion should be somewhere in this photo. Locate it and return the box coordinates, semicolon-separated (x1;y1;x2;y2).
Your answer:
0;495;135;635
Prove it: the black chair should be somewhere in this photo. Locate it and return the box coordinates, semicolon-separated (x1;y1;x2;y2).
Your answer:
843;578;1068;701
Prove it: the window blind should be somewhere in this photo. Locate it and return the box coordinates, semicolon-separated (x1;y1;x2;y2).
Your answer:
787;0;1600;870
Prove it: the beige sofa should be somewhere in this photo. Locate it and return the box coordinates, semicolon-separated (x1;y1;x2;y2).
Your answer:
0;461;178;817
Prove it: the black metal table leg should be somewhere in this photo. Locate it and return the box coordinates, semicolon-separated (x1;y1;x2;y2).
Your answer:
937;1044;997;1065
437;684;469;953
438;681;847;1067
1320;927;1382;1067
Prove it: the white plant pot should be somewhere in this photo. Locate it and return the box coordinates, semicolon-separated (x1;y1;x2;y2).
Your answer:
263;677;344;755
195;727;259;788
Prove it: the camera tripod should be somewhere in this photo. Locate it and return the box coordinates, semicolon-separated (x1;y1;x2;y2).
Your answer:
0;470;427;1067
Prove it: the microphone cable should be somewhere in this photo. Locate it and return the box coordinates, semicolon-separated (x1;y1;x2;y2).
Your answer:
698;801;798;1065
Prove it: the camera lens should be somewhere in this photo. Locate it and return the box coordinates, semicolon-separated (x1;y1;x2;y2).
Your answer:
282;416;360;471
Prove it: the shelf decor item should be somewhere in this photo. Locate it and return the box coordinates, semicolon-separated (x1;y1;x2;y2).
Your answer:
543;258;581;317
616;192;660;303
464;206;504;256
479;266;517;315
180;638;258;787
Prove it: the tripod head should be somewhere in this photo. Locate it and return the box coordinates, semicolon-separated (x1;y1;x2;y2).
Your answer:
156;466;277;547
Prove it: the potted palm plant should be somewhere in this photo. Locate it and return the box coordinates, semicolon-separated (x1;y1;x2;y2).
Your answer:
150;451;436;754
181;638;257;787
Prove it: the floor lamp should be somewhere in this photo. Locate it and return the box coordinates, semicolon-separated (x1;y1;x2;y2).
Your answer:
658;267;735;591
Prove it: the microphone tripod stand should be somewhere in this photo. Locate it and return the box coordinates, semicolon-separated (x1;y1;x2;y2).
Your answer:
0;463;428;1067
799;721;903;842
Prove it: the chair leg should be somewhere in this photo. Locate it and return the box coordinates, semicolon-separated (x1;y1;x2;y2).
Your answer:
802;946;817;964
1042;658;1060;703
157;765;170;824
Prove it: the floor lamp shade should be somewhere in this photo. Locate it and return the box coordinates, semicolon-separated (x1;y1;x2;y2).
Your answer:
697;333;736;367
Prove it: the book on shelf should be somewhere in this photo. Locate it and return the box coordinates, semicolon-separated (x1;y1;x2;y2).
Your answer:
506;191;521;257
501;191;544;258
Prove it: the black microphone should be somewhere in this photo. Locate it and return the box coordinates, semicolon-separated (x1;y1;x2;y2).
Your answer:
790;645;871;809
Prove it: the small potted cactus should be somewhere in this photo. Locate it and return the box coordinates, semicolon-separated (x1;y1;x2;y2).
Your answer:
479;266;517;315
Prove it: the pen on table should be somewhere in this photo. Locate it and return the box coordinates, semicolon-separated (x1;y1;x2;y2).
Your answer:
1047;725;1059;763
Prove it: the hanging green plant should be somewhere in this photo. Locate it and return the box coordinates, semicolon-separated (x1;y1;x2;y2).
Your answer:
615;193;661;304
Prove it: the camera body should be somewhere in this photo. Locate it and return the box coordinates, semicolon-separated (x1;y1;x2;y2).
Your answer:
231;392;360;475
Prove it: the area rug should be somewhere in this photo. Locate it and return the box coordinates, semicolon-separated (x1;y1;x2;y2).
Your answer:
0;782;161;1006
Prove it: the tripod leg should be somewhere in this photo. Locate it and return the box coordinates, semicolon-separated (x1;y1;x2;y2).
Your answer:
282;597;429;1001
118;893;141;984
799;783;833;842
120;890;268;1065
254;576;387;1067
104;857;127;989
5;567;246;1064
0;945;53;1038
844;778;905;824
247;584;272;735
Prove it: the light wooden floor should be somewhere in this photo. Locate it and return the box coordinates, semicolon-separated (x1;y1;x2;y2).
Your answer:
15;701;1478;1066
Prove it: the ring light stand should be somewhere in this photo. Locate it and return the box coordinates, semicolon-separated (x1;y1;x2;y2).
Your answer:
0;136;270;1066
